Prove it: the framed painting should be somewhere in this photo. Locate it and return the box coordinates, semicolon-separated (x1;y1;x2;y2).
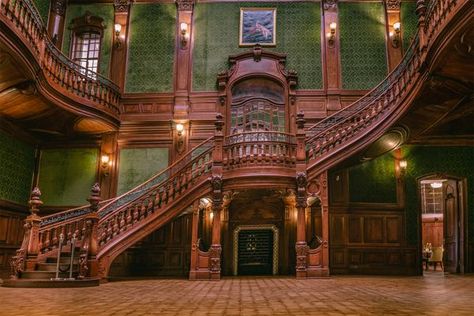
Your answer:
239;8;276;46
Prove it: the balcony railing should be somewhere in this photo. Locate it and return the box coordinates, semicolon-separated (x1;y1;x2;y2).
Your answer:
0;0;120;120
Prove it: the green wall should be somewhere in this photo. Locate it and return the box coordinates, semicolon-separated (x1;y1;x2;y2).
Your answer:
192;2;322;91
0;131;35;205
402;146;474;245
38;148;98;206
62;3;114;78
339;2;387;90
33;0;50;25
349;152;398;203
401;2;418;53
117;148;169;195
125;3;176;93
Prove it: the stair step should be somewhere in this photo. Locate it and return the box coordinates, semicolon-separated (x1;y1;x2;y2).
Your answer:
37;262;79;272
45;257;80;264
21;270;78;280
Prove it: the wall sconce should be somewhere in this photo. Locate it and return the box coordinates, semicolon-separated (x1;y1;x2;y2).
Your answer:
399;159;407;176
390;22;401;48
101;154;111;177
180;22;189;49
327;22;337;48
114;23;122;49
430;182;443;189
175;122;185;154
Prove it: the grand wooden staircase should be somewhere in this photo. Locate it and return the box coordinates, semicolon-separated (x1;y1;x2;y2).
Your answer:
2;0;472;286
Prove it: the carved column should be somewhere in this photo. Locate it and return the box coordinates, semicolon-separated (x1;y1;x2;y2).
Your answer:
210;176;223;280
281;190;296;275
174;0;195;119
384;0;403;70
295;173;309;279
322;0;342;112
47;0;68;48
110;0;131;91
25;187;43;271
315;171;330;277
189;200;200;280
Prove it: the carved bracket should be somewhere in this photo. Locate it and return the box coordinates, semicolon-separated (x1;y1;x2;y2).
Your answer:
176;0;195;11
114;0;131;13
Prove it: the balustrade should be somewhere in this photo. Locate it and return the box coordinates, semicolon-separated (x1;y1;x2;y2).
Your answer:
223;131;296;169
0;0;120;120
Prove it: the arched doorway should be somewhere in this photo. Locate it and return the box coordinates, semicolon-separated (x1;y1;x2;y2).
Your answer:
418;174;467;274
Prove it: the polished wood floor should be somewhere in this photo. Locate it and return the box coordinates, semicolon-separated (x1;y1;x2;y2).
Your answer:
1;274;473;315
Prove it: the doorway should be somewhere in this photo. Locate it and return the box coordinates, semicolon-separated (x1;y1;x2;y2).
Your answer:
419;176;466;274
238;229;274;275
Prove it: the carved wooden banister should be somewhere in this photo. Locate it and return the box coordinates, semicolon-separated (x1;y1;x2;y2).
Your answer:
97;137;214;248
223;131;296;169
306;0;464;172
0;0;121;121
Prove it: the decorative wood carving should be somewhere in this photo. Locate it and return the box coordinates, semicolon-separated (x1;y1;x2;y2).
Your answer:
176;0;195;11
51;0;67;16
385;0;401;10
323;0;338;11
114;0;131;13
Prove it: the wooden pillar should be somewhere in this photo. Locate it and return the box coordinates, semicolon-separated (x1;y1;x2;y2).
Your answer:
295;112;308;278
99;132;118;199
83;183;101;279
189;200;200;280
209;114;224;280
47;0;67;48
318;171;330;276
110;0;131;91
322;0;342;112
174;0;195;119
25;187;43;271
384;0;403;71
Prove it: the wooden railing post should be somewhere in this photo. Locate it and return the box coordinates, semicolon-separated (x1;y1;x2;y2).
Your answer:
416;0;427;51
10;187;43;277
78;183;101;279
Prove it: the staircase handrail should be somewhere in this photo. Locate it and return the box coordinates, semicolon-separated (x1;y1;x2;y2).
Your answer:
98;136;215;219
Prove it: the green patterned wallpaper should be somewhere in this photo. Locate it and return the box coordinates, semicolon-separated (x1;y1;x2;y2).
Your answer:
402;146;474;245
33;0;50;25
349;152;398;203
117;148;169;195
401;2;418;53
38;148;98;206
0;131;35;205
192;2;322;91
62;3;114;78
339;2;387;90
125;4;176;93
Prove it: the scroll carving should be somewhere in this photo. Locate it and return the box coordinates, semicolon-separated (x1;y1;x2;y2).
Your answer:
114;0;131;13
52;0;67;16
176;0;195;11
385;0;401;10
323;0;338;11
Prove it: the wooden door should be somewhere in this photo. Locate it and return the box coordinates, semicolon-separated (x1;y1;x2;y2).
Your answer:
443;179;459;273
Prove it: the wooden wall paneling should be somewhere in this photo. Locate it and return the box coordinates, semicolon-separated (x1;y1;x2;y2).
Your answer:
110;0;132;91
47;0;67;48
384;0;403;71
386;216;402;244
348;215;363;243
329;170;349;206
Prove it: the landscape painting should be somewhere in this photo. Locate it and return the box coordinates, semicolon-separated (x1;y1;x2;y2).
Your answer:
240;8;276;46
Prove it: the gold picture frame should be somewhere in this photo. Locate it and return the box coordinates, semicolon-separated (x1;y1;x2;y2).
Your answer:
239;8;276;46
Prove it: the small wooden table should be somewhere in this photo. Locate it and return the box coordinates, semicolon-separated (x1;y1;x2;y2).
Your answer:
422;251;432;270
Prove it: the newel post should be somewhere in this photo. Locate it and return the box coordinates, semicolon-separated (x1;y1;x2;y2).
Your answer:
25;187;43;271
79;183;101;279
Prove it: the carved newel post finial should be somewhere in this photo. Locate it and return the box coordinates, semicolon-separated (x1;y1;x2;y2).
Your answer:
416;0;426;23
28;187;43;216
87;183;102;211
215;113;224;132
296;111;305;130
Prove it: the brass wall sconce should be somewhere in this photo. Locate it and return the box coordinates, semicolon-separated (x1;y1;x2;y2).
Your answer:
114;23;122;49
175;122;185;154
180;22;189;49
390;22;401;48
327;22;337;48
399;159;407;176
101;154;111;177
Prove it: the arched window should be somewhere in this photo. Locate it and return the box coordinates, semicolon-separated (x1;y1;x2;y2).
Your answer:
69;12;105;78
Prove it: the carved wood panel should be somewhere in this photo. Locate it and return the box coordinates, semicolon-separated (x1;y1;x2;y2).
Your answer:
0;204;27;278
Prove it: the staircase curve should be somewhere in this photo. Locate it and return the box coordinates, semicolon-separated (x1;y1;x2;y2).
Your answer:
4;0;472;284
